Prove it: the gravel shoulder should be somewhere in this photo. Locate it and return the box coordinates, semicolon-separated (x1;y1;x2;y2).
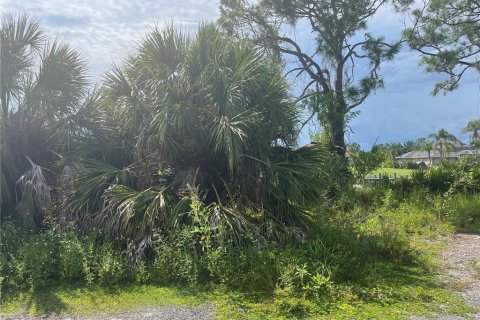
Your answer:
414;233;480;320
3;304;215;320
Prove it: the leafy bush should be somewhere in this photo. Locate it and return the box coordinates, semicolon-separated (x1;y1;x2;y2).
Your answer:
0;224;60;290
450;166;480;194
20;232;60;288
400;161;423;169
407;159;480;195
151;229;199;286
59;230;85;280
350;145;385;180
95;242;126;284
0;222;31;291
443;194;480;232
0;221;130;293
411;165;455;193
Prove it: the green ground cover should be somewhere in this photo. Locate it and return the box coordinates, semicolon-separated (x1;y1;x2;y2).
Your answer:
0;271;472;320
368;167;415;178
2;190;478;319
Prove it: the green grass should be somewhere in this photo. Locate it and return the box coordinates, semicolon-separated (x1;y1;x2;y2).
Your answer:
1;266;473;320
0;285;208;317
2;192;478;319
216;265;472;319
368;167;415;178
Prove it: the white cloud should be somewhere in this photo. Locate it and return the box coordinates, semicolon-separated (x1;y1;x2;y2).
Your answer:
2;0;220;76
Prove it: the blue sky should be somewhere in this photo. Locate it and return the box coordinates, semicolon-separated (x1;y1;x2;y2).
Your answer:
3;0;479;149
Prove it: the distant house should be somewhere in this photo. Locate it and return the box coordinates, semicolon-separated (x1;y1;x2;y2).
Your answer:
395;144;476;165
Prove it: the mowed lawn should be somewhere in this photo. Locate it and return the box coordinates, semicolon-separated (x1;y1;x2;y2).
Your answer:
368;167;415;178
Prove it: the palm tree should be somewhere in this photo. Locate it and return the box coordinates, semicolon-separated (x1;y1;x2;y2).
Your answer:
0;13;88;226
1;13;43;209
416;138;434;165
423;141;434;166
61;24;329;258
428;129;461;162
0;13;43;118
462;119;480;157
385;142;404;161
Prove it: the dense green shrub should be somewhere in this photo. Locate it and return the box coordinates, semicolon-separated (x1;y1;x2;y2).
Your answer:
411;165;455;193
59;230;85;280
0;222;31;291
443;194;480;232
401;161;423;169
20;232;60;288
205;245;279;292
1;185;477;302
450;166;480;193
96;242;126;284
0;221;130;293
151;229;200;286
0;223;60;290
408;159;480;194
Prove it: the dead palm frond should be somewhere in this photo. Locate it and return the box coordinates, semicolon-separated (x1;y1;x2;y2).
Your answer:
15;156;50;227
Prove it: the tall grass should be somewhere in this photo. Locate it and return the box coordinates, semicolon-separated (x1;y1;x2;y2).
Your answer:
444;193;480;232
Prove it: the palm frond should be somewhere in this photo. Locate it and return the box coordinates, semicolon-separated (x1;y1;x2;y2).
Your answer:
14;156;50;227
34;41;88;118
1;12;44;114
209;109;261;173
102;185;168;238
137;24;187;77
62;160;136;227
0;162;11;207
47;89;105;153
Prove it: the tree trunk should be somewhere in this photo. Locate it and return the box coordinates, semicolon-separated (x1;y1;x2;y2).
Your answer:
331;116;346;158
321;100;347;159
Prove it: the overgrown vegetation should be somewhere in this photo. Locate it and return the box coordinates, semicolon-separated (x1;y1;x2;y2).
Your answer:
1;11;480;319
2;159;480;317
1;14;337;261
2;184;478;318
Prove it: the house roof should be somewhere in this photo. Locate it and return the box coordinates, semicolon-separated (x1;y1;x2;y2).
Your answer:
459;149;476;156
396;145;476;160
396;150;456;160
